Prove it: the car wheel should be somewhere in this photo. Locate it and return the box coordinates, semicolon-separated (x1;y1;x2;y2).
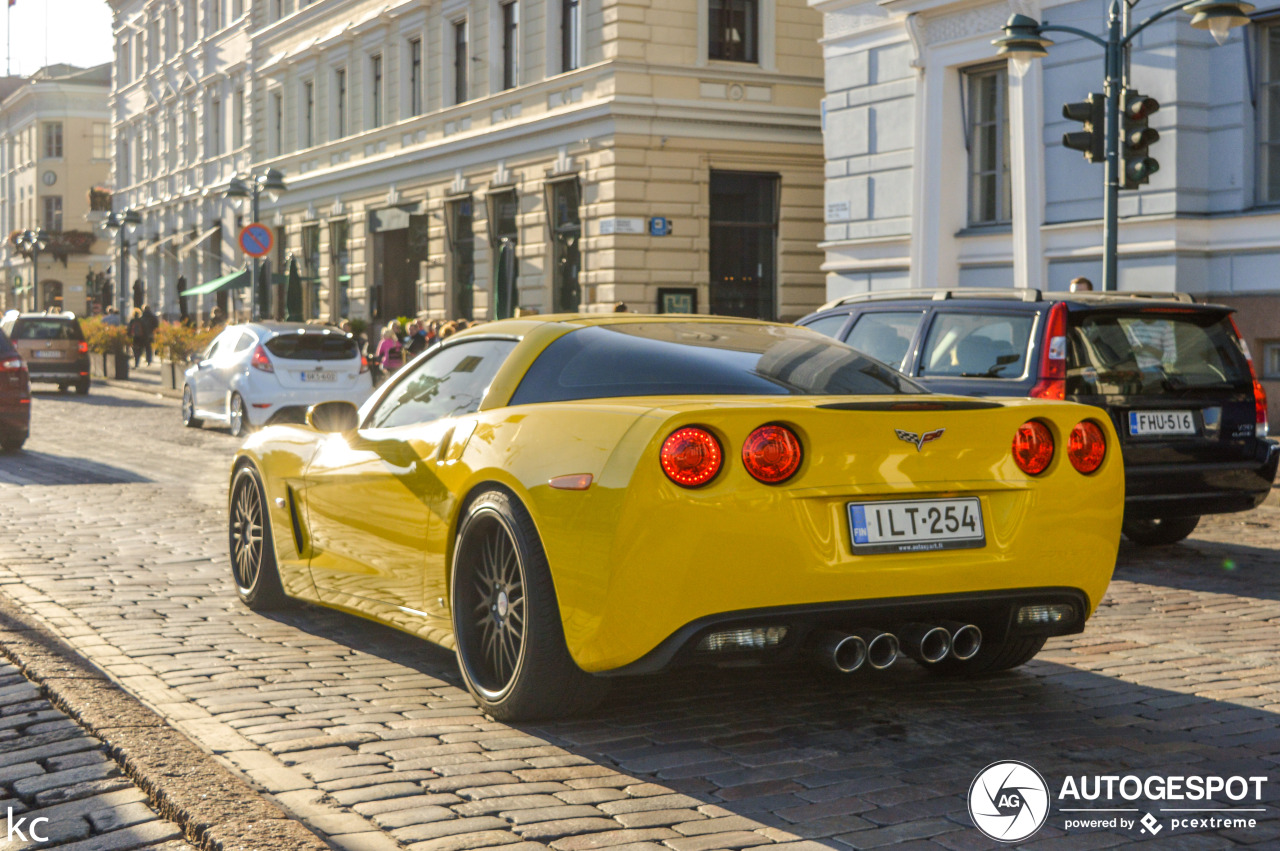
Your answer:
229;465;290;610
924;635;1047;676
74;380;90;396
1122;516;1200;546
228;392;250;437
451;489;608;720
182;386;203;428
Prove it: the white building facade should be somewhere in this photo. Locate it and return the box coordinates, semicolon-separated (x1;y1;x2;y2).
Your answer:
109;0;829;325
812;0;1280;395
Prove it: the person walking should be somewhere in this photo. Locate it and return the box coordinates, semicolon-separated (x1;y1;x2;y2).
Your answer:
376;323;404;380
102;306;122;327
405;320;429;356
141;305;159;365
127;308;148;368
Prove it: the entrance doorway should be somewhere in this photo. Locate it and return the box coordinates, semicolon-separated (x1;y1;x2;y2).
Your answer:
447;197;475;321
370;207;426;324
709;171;779;320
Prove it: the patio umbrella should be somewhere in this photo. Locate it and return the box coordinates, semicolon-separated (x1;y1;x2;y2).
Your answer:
256;259;271;320
177;276;189;324
285;254;304;321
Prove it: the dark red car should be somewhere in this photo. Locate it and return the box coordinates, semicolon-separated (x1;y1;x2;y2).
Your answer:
0;326;29;452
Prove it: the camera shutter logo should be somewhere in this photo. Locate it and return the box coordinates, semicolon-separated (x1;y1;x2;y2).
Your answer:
968;761;1051;842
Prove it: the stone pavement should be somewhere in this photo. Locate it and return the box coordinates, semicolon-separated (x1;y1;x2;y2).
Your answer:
0;384;1278;850
0;657;192;851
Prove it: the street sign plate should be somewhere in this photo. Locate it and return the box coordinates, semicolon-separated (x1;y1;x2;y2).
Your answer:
239;223;273;258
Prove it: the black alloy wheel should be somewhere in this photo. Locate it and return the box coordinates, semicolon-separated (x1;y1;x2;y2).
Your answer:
451;489;608;720
228;466;288;609
1122;516;1200;546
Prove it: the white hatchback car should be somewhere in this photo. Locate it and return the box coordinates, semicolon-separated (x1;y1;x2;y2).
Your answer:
182;322;372;437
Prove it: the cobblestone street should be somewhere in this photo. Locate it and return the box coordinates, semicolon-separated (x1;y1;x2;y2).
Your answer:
0;383;1277;850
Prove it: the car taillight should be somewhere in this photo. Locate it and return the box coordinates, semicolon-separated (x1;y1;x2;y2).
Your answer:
1068;420;1106;474
1030;302;1067;400
1;357;23;370
1012;420;1054;475
1229;317;1269;438
360;355;369;374
251;344;274;373
78;341;89;354
660;427;722;487
742;424;802;484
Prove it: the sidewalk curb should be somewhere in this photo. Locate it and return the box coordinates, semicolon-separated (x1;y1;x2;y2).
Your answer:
0;594;332;851
93;375;183;400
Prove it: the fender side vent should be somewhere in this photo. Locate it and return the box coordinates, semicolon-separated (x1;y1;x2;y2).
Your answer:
286;486;307;556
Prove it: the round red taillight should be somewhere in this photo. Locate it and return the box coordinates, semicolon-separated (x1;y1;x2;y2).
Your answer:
742;424;803;484
660;427;723;487
1068;420;1106;474
1012;420;1054;476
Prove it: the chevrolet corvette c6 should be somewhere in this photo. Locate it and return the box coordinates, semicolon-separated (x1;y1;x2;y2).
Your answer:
228;316;1123;719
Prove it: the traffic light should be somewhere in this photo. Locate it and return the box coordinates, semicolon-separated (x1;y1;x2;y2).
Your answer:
1062;93;1106;163
1121;89;1160;189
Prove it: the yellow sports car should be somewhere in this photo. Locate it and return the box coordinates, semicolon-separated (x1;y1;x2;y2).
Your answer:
229;315;1123;719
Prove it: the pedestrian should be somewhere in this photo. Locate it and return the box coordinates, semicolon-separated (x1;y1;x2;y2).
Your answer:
127;308;148;367
377;323;404;378
1069;277;1094;293
438;320;458;341
102;306;122;327
141;304;159;365
406;320;429;356
614;302;628;313
210;305;226;327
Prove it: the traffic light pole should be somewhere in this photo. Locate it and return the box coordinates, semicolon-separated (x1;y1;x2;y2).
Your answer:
1102;4;1123;292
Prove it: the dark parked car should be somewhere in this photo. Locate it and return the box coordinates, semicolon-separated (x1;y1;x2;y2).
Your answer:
798;288;1278;545
0;325;30;452
0;311;90;395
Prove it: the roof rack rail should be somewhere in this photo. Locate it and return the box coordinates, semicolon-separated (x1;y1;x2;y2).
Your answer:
1063;290;1194;303
820;287;1043;311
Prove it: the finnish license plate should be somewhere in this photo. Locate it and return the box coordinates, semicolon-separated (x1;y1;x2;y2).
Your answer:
1129;410;1195;436
300;371;336;382
847;497;985;555
34;350;62;358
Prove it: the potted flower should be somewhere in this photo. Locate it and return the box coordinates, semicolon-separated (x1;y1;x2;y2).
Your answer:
153;321;211;390
81;316;131;379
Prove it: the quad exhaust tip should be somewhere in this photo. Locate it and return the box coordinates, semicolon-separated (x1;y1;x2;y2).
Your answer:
940;621;983;661
817;631;867;673
854;629;900;670
898;623;952;664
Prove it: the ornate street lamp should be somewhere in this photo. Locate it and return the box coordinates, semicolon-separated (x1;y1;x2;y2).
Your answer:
14;228;50;311
104;208;142;317
225;168;287;320
994;0;1254;290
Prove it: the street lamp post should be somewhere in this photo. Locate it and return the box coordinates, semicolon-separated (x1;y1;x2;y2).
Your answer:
104;209;142;316
994;0;1253;291
226;168;287;321
14;229;49;311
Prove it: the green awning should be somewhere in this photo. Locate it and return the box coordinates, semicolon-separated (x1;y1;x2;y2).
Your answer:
180;269;250;297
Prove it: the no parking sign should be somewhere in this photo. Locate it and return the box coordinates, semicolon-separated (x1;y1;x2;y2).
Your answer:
238;223;273;258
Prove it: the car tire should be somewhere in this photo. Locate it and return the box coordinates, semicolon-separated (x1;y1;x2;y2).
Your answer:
451;489;608;721
229;465;291;610
923;635;1047;676
182;386;203;428
1122;516;1200;546
228;392;250;437
74;380;90;396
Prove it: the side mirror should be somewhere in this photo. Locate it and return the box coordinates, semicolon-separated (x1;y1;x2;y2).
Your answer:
307;400;360;435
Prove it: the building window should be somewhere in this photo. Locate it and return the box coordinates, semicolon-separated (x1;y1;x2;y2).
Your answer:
209;97;223;157
329;219;349;319
709;170;779;320
489;190;519;319
166;116;177;170
186;108;198;163
43;196;63;231
448;197;475;320
272;0;283;19
370;54;384;127
165;8;176;51
1259;25;1280;203
209;0;221;31
708;0;758;63
561;0;580;72
301;224;321;319
501;1;519;90
409;38;423;116
184;0;197;44
233;86;245;148
302;80;315;148
333;69;346;139
453;20;468;104
965;64;1011;226
43;123;63;158
271;91;283;155
92;123;110;160
1263;340;1280;380
548;179;581;313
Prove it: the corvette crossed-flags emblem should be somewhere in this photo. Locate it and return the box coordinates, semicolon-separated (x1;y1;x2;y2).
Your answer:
895;427;946;452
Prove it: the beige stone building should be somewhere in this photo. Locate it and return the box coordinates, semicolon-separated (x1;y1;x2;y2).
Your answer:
110;0;825;324
0;65;113;316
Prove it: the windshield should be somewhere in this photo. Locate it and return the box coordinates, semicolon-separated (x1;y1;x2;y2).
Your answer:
11;319;84;341
511;322;923;404
1066;311;1251;396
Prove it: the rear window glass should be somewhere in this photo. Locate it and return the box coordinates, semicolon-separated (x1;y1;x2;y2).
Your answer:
846;311;924;370
1067;311;1251;396
919;312;1033;378
511;322;923;405
801;314;848;339
12;319;84;342
265;333;359;361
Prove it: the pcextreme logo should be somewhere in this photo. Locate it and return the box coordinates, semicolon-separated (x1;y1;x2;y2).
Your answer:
968;761;1051;842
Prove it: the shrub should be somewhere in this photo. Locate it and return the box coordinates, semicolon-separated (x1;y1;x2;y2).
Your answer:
80;316;129;355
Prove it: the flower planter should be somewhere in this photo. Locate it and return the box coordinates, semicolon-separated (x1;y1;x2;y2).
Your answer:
162;361;183;390
112;353;130;380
